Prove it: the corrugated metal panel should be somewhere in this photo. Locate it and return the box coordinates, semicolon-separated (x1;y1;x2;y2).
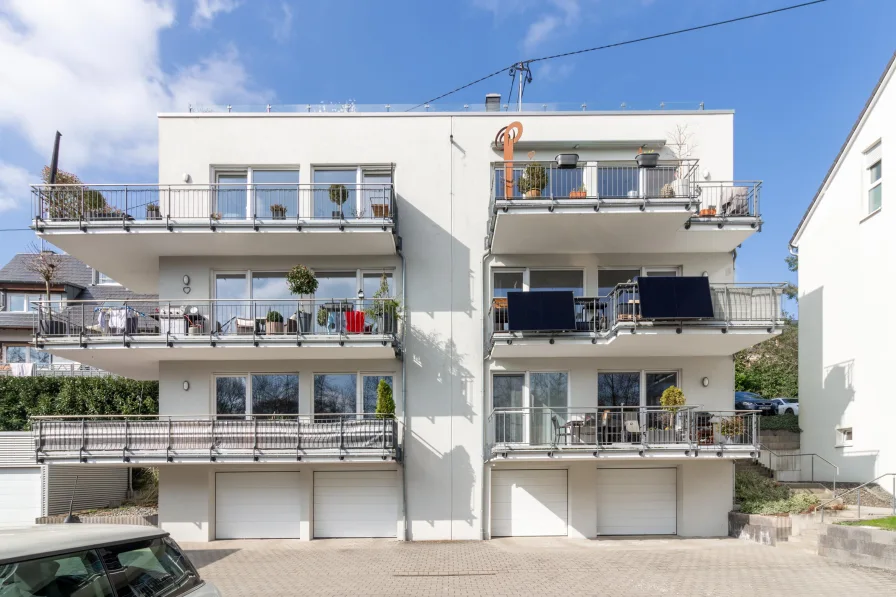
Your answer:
0;432;36;466
46;466;130;515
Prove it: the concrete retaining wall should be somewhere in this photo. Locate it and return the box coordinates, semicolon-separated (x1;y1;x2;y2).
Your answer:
36;514;158;526
760;430;800;451
728;511;792;545
818;525;896;571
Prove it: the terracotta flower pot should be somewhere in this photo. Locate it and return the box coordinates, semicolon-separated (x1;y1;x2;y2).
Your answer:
569;190;587;198
525;189;541;198
699;207;717;217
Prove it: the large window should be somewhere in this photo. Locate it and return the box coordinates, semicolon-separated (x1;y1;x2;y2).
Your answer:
4;345;52;364
598;370;679;407
313;167;392;219
314;373;394;415
5;292;64;312
492;374;524;443
215;173;249;219
491;371;568;444
253;169;300;218
215;373;299;416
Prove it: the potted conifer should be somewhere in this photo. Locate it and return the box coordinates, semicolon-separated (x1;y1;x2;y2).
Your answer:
517;163;548;198
375;378;395;419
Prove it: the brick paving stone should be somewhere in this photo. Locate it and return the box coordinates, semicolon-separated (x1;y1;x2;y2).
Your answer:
182;537;896;597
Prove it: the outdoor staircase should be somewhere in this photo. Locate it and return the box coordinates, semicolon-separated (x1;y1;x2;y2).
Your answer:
735;459;774;478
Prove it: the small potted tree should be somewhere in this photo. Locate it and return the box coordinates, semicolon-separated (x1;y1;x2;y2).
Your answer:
636;147;659;168
517;163;548;198
285;264;318;333
270;203;287;220
266;310;284;335
364;274;401;335
660;385;686;438
720;416;746;444
146;203;161;220
375;378;395;419
328;183;349;218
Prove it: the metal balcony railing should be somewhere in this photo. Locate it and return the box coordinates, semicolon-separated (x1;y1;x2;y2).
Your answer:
488;283;784;342
491;160;700;201
0;362;114;377
31;183;395;225
33;298;402;345
32;414;398;461
487;406;759;453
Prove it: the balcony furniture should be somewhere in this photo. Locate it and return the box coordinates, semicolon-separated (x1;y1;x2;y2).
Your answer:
345;311;365;334
372;204;390;218
624;419;644;443
720;187;750;216
235;318;257;335
617;299;640;322
551;414;570;445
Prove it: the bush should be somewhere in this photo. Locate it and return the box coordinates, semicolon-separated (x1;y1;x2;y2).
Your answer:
735;470;819;514
760;413;801;433
375;379;395;419
0;377;158;431
266;310;283;323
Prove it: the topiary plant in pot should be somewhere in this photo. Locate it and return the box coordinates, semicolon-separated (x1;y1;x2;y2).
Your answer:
375;378;395;419
660;385;687;431
328;183;349;218
266;310;284;335
286;265;318;333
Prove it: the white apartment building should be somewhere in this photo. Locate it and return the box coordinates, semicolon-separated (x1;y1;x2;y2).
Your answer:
791;51;896;485
29;99;783;542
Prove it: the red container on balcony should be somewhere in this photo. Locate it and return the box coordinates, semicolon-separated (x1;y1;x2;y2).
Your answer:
345;310;365;334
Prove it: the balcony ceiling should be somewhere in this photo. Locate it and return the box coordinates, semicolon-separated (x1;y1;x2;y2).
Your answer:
44;343;398;380
489;327;779;359
489;210;758;254
37;228;397;294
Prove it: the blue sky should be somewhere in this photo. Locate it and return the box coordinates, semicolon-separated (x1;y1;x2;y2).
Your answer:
0;0;893;300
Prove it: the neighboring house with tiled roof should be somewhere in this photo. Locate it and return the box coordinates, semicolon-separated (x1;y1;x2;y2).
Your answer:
0;252;157;375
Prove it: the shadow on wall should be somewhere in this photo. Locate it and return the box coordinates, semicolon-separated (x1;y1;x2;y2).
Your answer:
407;325;474;422
823;359;878;481
395;194;474;318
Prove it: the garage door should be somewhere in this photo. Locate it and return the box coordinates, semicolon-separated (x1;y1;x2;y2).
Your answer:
215;472;301;539
313;471;397;538
491;470;568;537
596;468;676;535
0;468;42;526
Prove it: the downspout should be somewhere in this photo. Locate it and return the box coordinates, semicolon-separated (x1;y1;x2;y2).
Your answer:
480;246;490;540
400;243;408;541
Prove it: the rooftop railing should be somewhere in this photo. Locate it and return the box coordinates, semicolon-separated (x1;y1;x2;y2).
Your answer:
31;414;398;462
34;298;402;347
188;101;712;113
31;183;395;227
488;282;784;344
0;362;114;377
487;406;759;454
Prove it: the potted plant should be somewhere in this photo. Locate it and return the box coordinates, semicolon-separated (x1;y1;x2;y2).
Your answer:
375;378;395;419
146;203;161;220
364;274;401;335
285;264;318;333
636;147;659;168
328;183;349;218
270;203;287;220
698;206;717;217
266;310;284;334
660;183;675;198
210;212;222;221
720;416;746;444
316;305;329;331
660;385;686;431
569;184;587;199
517;163;548;198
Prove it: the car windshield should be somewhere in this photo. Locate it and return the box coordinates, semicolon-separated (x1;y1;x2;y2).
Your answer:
98;537;200;597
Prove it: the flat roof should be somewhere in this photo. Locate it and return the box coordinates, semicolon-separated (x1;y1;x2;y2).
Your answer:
0;525;166;564
158;109;735;118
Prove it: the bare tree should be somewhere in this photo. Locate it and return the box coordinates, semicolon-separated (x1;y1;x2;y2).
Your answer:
666;124;699;183
24;241;62;327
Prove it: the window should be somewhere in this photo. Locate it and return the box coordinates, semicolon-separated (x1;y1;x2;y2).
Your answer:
491;371;568;444
598;370;680;407
314;373;394;415
0;550;114;597
837;427;853;447
5;292;63;312
253;170;300;218
215;373;299;416
95;270;119;285
3;345;52;364
98;537;201;597
598;267;680;296
645;372;679;407
868;160;882;213
313;167;392;218
492;374;524;443
215;173;249;219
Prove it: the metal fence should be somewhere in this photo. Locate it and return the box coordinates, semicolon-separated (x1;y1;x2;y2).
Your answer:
488;406;759;452
489;282;784;337
492;160;700;200
31;183;395;223
32;414;398;458
0;363;113;377
34;298;401;342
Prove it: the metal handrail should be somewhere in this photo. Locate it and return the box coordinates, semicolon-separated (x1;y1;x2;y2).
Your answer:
757;444;839;496
818;473;896;523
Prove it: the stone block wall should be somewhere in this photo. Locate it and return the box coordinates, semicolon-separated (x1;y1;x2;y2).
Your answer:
818;525;896;571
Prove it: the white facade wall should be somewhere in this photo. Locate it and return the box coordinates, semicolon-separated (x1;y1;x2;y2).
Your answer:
795;65;895;483
149;110;740;541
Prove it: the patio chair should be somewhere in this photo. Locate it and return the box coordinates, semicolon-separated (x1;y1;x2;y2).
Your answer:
551;414;569;445
624;419;644;443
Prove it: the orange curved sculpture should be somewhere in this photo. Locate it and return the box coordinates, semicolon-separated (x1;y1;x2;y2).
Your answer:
496;121;523;198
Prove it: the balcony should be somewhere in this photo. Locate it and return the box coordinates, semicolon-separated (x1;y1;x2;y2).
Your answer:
31;183;398;293
487;406;759;461
0;362;113;377
31;414;399;464
34;298;402;379
486;161;761;254
487;282;784;358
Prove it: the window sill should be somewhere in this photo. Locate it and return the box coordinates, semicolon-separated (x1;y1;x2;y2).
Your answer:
860;207;882;224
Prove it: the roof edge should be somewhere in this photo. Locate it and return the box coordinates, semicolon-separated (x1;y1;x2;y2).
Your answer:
791;50;896;248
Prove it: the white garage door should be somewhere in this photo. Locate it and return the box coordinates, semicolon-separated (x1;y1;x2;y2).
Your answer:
215;472;302;539
313;471;397;538
491;469;568;537
0;468;42;527
596;468;677;535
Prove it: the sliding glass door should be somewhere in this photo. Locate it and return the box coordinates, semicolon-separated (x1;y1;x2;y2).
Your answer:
492;374;524;443
529;372;568;445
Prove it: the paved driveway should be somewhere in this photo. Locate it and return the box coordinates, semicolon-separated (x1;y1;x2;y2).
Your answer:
184;537;896;597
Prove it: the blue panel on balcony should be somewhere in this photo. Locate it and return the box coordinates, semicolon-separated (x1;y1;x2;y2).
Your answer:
506;291;576;332
638;277;714;319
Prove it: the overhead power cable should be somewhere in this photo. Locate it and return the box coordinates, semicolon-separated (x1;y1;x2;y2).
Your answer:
406;0;828;111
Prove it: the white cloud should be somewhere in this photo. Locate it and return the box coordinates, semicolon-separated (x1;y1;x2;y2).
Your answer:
0;0;269;173
472;0;585;53
271;2;293;44
0;162;33;212
191;0;242;29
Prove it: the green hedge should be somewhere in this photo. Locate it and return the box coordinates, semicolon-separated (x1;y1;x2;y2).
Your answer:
0;377;158;431
760;413;801;433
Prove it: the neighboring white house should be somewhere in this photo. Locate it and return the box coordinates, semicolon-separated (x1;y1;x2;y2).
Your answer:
28;100;783;542
791;50;896;485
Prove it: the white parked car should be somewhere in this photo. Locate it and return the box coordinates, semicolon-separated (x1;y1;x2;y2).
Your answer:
0;524;221;597
770;398;799;415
